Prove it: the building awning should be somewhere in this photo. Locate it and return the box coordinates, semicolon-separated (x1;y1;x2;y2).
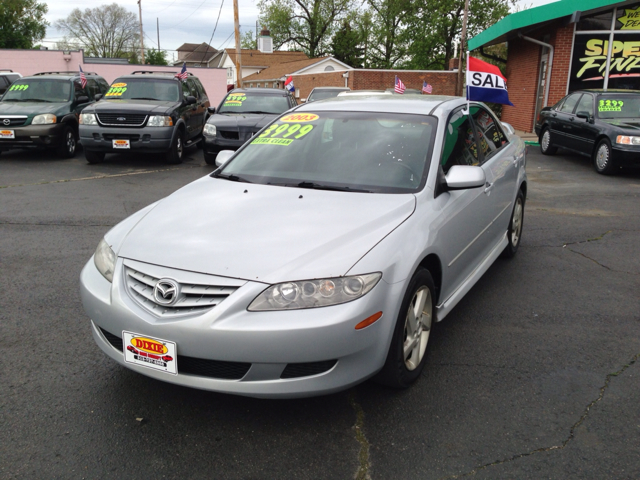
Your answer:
468;0;623;50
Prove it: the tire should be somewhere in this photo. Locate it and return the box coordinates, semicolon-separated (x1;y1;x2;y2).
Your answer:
593;138;617;175
374;268;436;388
57;126;77;158
203;151;217;165
165;130;184;164
85;150;105;164
539;127;558;155
501;189;525;259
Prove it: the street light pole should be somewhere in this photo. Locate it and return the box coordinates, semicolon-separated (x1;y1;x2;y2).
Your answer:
138;0;145;64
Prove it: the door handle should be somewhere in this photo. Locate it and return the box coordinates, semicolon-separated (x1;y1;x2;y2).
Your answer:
552;113;557;117
569;117;574;121
484;181;493;193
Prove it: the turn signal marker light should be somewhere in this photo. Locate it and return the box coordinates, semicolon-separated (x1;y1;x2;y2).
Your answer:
355;311;383;330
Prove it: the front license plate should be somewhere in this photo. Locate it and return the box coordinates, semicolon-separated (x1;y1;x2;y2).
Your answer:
113;139;130;149
122;331;178;375
0;129;15;139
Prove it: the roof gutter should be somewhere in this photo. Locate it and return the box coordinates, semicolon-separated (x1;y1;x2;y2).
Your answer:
518;33;553;108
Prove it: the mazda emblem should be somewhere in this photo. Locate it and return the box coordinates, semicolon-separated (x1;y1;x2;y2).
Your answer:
153;279;180;306
117;117;126;121
2;119;9;125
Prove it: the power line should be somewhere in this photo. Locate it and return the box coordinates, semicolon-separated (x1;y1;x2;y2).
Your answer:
165;0;209;30
200;0;225;66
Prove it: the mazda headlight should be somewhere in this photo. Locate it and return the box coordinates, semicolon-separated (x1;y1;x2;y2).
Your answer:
79;113;97;125
203;124;216;137
94;238;116;282
32;114;57;125
616;135;640;146
248;273;382;311
147;115;173;127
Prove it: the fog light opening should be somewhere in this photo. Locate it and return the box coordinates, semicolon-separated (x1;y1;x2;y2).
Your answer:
355;311;383;330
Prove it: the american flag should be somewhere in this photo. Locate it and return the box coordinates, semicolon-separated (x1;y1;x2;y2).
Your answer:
394;76;406;94
79;64;87;89
175;62;188;81
422;81;433;94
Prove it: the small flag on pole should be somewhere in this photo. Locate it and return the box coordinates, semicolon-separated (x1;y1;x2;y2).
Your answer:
422;81;432;94
79;65;87;89
175;62;188;81
284;75;295;93
466;56;513;106
394;76;406;94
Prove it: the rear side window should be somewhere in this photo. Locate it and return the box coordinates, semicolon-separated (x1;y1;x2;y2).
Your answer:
559;94;581;114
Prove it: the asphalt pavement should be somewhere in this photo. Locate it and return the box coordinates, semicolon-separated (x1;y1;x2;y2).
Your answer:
1;144;639;479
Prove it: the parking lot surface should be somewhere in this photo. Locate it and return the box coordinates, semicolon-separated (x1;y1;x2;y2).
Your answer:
1;146;639;479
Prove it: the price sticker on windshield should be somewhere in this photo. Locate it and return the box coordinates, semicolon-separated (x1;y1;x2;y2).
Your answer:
599;99;624;112
105;83;128;97
252;115;318;146
223;93;246;107
9;84;29;91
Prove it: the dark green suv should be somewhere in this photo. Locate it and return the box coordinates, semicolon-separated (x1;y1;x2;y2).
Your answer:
0;71;109;158
79;71;210;164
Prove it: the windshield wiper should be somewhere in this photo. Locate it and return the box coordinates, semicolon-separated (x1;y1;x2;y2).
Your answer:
295;181;371;193
212;171;253;183
131;97;160;101
242;111;276;114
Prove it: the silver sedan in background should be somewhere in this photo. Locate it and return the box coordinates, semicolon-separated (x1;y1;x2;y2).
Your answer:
80;95;527;398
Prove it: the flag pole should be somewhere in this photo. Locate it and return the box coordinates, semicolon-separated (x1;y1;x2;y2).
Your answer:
465;51;470;115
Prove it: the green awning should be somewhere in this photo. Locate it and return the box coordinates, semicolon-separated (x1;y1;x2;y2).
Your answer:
468;0;624;51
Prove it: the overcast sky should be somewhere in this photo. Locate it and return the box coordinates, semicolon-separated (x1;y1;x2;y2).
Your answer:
40;0;556;60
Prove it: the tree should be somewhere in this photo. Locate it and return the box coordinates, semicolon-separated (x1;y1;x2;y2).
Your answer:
241;30;256;49
55;3;139;58
331;20;363;67
404;0;512;70
366;0;412;68
145;48;168;66
0;0;48;49
257;0;353;57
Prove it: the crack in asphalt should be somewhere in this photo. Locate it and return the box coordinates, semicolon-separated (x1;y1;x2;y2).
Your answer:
0;165;202;189
348;391;371;480
430;363;531;374
567;249;613;271
562;230;612;247
438;352;640;479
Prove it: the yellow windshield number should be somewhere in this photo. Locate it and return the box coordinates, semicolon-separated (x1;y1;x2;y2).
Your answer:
255;122;314;145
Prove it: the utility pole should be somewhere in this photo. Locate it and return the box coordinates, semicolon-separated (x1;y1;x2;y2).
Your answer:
157;18;160;50
456;0;470;97
138;0;145;64
233;0;243;87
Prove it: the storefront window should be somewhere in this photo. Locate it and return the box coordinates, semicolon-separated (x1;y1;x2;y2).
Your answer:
577;10;613;31
616;4;640;30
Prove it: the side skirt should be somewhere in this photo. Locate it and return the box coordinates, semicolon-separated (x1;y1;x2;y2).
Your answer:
435;232;509;322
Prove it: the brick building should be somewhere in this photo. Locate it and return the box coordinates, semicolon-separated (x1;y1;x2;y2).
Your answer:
469;0;640;133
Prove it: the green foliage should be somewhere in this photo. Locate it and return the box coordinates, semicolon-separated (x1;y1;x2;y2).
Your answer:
242;30;256;50
145;48;168;66
366;0;412;68
0;0;48;49
257;0;353;57
331;20;363;67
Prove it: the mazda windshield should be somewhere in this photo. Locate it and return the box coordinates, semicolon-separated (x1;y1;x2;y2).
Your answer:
215;111;437;193
218;92;291;115
2;79;71;103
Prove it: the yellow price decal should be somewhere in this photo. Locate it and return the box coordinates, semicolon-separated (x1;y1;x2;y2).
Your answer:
105;86;127;96
280;113;319;122
598;99;624;112
9;84;29;91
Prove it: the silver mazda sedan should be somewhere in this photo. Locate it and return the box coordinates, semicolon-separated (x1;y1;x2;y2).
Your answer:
80;95;527;398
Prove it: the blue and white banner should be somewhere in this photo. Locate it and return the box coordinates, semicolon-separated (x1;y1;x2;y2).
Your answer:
466;56;514;106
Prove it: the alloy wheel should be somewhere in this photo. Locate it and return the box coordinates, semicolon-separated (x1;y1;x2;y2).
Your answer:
403;286;432;371
511;197;523;247
596;143;609;170
541;130;550;152
66;131;76;155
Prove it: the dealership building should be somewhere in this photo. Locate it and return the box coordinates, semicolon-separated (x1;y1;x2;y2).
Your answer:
469;0;640;133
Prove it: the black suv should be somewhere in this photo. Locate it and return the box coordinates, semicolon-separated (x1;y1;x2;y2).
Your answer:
0;71;109;158
202;88;297;164
79;71;210;164
0;70;21;96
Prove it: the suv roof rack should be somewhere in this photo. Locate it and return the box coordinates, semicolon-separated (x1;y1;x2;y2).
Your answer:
33;71;98;76
0;69;14;72
131;70;193;77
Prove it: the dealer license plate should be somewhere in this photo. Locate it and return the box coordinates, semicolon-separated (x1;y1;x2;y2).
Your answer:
0;130;15;139
122;331;178;375
113;139;130;149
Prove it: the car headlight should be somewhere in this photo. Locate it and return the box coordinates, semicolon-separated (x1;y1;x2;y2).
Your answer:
94;238;116;282
79;113;97;125
147;115;173;127
32;114;57;125
248;273;382;311
616;135;640;146
203;124;216;137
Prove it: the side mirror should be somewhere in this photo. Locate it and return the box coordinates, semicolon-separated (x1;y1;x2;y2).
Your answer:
77;96;90;104
576;111;592;122
215;150;235;168
185;95;197;105
501;122;515;136
207;106;216;114
94;94;103;101
445;165;486;190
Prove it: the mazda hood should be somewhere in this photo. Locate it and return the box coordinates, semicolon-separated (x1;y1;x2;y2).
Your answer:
0;102;65;116
114;176;416;284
